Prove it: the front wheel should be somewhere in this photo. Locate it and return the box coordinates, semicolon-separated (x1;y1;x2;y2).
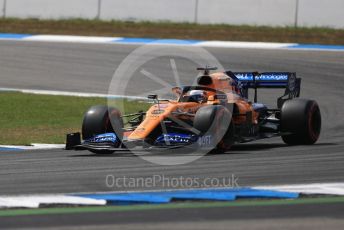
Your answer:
281;99;321;145
194;105;232;153
82;105;123;154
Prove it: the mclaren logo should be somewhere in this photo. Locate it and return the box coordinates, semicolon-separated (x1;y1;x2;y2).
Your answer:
236;73;288;81
151;110;165;114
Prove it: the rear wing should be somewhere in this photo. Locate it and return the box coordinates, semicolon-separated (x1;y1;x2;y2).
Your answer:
228;71;301;108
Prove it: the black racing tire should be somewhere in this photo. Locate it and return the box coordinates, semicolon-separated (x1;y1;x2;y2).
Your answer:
281;99;321;145
82;105;123;154
194;105;232;152
217;120;235;152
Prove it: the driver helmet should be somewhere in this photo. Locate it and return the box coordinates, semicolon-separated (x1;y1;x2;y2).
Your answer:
188;90;206;103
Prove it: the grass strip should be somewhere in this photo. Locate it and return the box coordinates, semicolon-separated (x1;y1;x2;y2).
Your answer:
0;92;149;145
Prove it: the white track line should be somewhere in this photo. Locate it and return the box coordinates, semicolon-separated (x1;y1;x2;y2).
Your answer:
0;144;65;150
0;195;106;208
1;34;344;51
255;182;344;196
24;36;296;49
195;41;296;49
0;87;147;99
23;35;122;44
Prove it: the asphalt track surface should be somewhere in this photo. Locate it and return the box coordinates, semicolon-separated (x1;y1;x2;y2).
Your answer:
0;40;344;228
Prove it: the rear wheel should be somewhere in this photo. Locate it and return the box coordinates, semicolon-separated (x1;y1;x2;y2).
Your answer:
82;105;123;154
194;105;233;153
281;99;321;145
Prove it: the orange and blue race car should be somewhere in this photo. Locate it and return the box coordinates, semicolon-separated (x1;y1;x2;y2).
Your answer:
66;66;321;154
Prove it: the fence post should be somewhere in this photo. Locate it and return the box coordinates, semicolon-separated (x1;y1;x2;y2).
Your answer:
294;0;299;28
96;0;102;19
2;0;6;18
194;0;199;24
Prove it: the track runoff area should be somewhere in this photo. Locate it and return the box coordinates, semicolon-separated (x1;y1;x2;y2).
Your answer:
0;33;343;228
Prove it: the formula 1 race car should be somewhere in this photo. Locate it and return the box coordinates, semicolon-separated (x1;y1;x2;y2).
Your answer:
66;66;321;154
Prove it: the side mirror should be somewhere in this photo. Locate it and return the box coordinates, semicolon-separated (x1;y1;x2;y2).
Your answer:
171;87;182;97
148;94;158;100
